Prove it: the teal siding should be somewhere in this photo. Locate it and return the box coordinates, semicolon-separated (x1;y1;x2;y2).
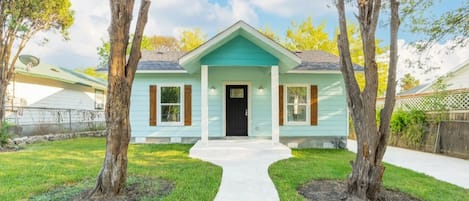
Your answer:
201;36;278;66
280;74;347;136
131;72;347;138
130;73;201;137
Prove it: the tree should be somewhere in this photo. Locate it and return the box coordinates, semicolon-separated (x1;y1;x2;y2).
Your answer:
0;0;73;131
97;35;153;68
89;0;150;197
179;28;206;51
336;0;400;200
400;73;420;91
285;17;336;51
402;0;469;50
259;25;281;43
148;35;180;51
284;18;389;96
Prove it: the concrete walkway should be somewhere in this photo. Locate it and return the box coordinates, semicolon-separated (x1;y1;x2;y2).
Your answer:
347;140;469;188
189;139;291;201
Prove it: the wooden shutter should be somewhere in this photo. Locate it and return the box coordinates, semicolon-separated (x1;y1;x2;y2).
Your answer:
279;85;284;126
310;85;318;126
149;85;157;126
184;85;192;126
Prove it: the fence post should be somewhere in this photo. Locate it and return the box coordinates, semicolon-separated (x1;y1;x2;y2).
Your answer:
433;121;441;153
68;109;72;132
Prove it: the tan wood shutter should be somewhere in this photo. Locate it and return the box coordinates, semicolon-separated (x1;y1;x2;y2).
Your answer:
279;85;284;126
149;85;157;126
184;85;192;126
310;85;318;126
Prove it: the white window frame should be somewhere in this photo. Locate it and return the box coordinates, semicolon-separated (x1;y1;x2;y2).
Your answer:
157;84;184;126
284;84;310;125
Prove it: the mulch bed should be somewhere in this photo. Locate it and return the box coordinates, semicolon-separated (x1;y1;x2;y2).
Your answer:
298;180;421;201
72;178;173;201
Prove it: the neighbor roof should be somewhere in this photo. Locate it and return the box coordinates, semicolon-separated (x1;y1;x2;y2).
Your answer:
15;61;107;90
135;50;362;73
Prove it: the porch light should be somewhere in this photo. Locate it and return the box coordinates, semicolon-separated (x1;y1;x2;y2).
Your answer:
258;86;264;91
210;86;216;91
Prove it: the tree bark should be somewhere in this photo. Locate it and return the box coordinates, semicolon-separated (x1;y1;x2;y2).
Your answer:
336;0;400;200
89;0;150;197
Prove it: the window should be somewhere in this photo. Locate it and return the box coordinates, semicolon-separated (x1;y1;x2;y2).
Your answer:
159;85;184;125
95;89;105;110
285;85;309;125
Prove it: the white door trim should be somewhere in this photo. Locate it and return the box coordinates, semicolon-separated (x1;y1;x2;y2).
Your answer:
222;81;252;137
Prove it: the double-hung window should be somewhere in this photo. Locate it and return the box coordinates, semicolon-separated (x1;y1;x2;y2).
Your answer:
159;85;184;125
285;85;309;125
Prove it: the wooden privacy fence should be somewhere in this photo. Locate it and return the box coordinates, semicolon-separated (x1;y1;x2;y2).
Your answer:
375;89;469;159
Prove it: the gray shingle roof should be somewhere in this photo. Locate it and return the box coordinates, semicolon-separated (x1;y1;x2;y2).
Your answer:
293;50;363;71
126;50;363;72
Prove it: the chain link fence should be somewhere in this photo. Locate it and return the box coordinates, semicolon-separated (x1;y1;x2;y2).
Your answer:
5;106;105;136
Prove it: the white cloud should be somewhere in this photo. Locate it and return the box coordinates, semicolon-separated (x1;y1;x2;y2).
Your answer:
250;0;334;18
22;0;109;68
397;39;469;84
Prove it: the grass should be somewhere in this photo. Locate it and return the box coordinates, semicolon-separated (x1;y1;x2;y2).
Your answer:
0;137;222;201
269;149;469;201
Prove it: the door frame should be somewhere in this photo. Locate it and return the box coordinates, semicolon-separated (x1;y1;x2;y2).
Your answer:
222;81;252;137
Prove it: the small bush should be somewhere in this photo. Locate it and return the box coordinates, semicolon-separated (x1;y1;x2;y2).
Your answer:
1;121;11;146
389;109;427;147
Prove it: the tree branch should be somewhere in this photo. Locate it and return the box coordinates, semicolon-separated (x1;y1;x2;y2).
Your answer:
377;0;400;164
126;0;151;83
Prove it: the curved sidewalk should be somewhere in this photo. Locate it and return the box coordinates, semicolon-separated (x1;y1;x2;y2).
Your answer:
347;140;469;188
189;139;291;201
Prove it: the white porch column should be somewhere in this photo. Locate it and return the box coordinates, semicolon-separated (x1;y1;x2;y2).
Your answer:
201;65;209;144
271;65;280;144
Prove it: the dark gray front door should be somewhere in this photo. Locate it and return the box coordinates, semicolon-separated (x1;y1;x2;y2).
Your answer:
226;85;248;136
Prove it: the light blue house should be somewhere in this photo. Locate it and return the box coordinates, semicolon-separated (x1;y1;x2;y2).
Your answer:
131;21;353;148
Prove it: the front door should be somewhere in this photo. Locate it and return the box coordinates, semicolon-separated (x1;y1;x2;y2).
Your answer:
226;85;248;136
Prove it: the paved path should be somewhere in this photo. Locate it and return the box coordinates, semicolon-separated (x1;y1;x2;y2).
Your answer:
189;139;291;201
347;140;469;188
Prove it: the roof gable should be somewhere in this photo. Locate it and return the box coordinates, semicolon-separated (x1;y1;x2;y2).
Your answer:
179;20;301;73
201;36;278;67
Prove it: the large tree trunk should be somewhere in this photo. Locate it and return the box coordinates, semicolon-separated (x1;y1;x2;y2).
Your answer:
89;0;150;197
336;0;400;200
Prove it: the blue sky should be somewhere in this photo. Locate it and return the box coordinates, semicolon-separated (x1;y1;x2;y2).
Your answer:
23;0;468;83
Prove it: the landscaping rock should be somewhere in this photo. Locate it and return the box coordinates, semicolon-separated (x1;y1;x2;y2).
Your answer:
10;131;105;146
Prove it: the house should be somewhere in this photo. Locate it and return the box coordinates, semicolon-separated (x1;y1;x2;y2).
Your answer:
401;60;469;95
130;21;359;148
380;60;469;111
5;60;107;135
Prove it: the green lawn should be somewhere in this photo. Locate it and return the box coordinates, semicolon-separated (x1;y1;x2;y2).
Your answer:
269;149;469;201
0;137;222;201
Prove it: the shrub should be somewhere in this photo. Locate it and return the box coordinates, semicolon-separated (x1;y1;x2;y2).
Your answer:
389;109;427;147
1;121;11;146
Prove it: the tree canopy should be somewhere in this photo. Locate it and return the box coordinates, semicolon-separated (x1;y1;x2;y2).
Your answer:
400;73;420;92
259;17;389;96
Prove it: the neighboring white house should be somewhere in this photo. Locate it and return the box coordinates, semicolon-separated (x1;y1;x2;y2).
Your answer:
5;60;107;135
380;60;469;111
401;60;469;95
